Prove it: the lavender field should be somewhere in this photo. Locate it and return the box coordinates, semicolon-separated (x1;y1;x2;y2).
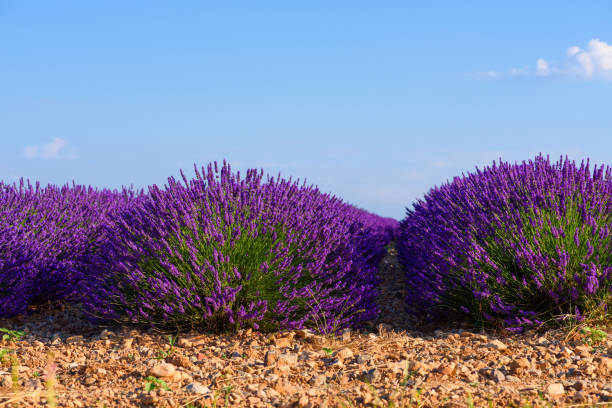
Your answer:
1;156;610;334
1;161;398;334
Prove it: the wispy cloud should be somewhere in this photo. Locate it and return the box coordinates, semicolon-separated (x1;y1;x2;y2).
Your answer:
475;38;612;80
24;138;78;160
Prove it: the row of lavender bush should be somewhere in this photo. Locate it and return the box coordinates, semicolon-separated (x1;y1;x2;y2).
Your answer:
1;162;397;334
4;156;609;333
398;155;612;332
0;180;139;317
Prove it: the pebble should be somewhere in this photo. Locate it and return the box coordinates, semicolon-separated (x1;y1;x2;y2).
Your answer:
65;335;84;344
546;382;565;397
294;329;313;339
407;360;424;372
277;353;298;365
573;391;587;402
485;339;508;351
147;362;176;378
274;337;292;348
264;350;278;366
177;336;207;348
121;338;134;349
364;368;381;383
356;354;371;365
309;374;326;386
510;357;530;372
99;329;114;340
596;356;612;371
491;369;505;383
166;354;192;369
334;348;353;360
23;378;43;390
440;362;456;376
341;329;351;342
184;382;211;394
32;340;45;349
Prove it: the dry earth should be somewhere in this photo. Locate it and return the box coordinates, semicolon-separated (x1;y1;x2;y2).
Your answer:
1;246;611;407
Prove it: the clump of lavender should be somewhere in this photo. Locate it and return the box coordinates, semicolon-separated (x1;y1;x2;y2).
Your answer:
398;155;612;331
0;179;137;317
82;162;381;333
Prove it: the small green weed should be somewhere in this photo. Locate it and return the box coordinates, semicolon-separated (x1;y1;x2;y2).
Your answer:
399;362;418;387
536;391;554;407
223;385;234;406
144;376;170;392
409;387;422;407
154;334;178;360
580;326;607;345
322;347;333;355
0;348;10;362
0;328;25;342
466;393;475;408
10;353;19;392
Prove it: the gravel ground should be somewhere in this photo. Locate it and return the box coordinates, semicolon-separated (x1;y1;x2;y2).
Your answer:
1;245;611;407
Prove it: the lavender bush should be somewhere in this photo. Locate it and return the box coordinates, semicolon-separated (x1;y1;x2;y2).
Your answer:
82;162;384;333
398;155;612;331
0;179;136;317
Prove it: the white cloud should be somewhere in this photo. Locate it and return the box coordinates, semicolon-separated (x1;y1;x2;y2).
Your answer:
536;58;550;76
476;70;502;78
509;67;529;76
567;39;612;78
477;38;612;80
24;138;78;159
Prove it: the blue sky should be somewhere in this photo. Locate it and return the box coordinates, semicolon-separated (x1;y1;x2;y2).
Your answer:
1;1;611;219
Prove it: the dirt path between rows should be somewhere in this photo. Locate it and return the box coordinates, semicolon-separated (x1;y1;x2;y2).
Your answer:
1;246;611;407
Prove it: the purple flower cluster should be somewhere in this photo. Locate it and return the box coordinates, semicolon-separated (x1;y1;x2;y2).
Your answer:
0;179;137;317
398;155;612;331
81;162;389;333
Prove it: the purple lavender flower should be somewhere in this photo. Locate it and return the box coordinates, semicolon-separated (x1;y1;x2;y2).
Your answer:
398;154;612;330
80;161;392;333
0;179;140;317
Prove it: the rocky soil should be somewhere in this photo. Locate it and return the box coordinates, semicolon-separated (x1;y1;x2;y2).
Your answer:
1;246;611;407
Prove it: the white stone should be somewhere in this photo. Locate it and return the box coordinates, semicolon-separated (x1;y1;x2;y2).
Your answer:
147;363;176;378
185;382;211;395
546;383;565;397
